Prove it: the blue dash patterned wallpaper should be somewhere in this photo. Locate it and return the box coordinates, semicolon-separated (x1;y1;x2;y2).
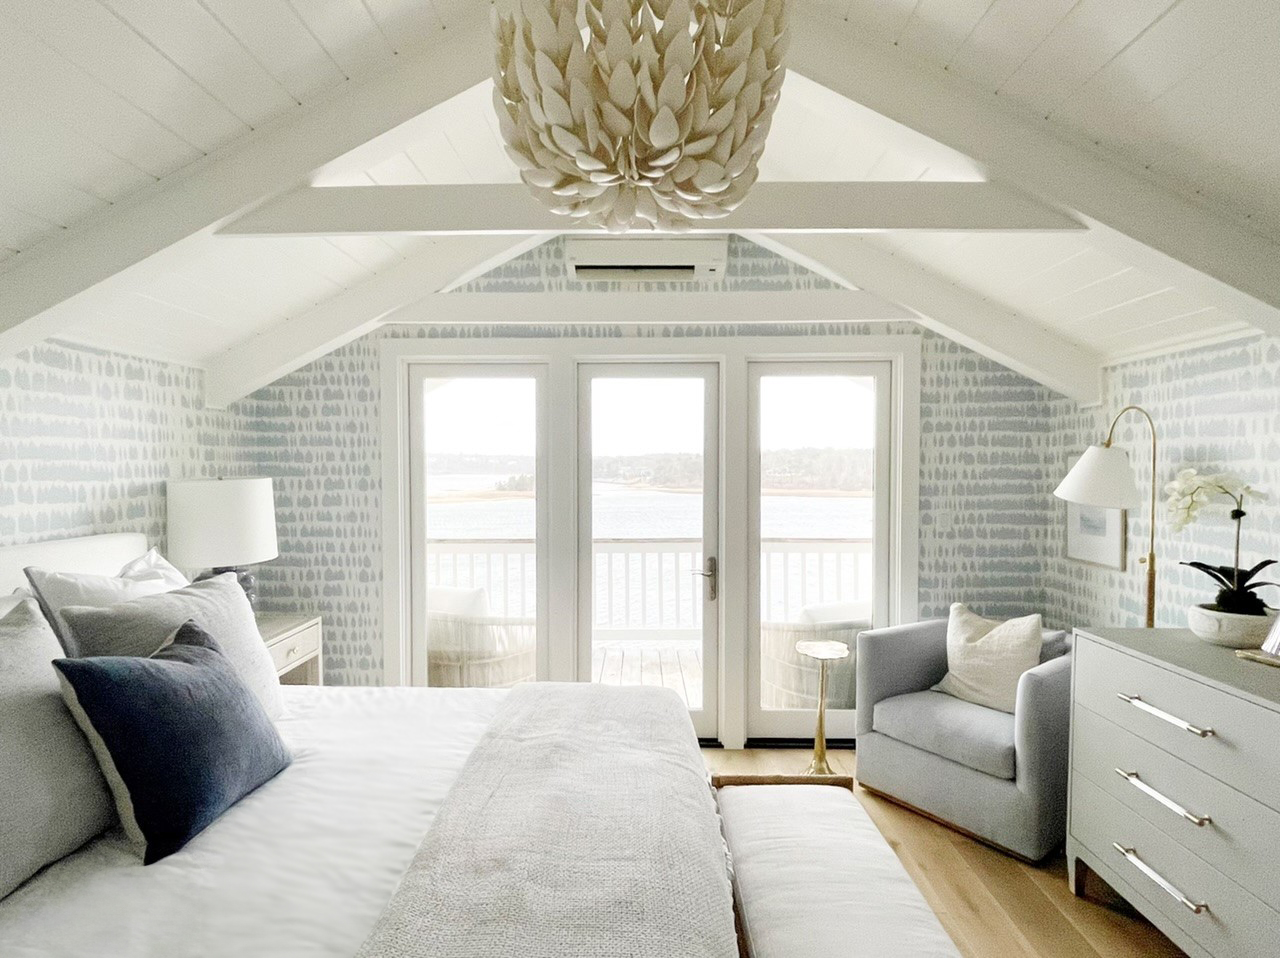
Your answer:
0;342;252;547
1043;334;1280;631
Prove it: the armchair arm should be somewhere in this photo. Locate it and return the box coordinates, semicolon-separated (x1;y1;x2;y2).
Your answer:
1013;653;1072;798
855;619;948;736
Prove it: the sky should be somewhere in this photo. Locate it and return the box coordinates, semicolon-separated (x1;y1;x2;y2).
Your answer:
421;374;877;457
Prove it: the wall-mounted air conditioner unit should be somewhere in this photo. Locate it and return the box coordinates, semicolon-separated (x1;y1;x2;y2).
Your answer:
564;236;729;284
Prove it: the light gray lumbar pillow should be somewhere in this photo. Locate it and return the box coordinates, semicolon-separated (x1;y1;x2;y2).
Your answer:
60;575;283;720
0;599;115;899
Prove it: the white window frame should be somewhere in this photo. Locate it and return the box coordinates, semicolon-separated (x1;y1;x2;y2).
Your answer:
381;333;920;748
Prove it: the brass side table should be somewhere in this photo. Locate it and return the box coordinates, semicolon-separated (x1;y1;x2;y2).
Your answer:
796;639;851;776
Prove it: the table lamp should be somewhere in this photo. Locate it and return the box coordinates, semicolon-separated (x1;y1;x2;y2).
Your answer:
167;477;278;609
1054;406;1157;627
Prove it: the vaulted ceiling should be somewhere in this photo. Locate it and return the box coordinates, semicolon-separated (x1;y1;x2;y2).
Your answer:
1;0;1277;408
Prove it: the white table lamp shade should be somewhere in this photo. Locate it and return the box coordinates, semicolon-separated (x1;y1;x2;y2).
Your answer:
166;478;278;569
1054;445;1142;510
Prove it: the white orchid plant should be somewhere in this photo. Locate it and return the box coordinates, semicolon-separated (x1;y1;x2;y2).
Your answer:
1165;468;1275;616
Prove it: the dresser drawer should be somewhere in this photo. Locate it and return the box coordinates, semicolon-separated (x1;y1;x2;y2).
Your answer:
266;622;321;675
1074;637;1280;809
1072;703;1280;906
1071;775;1280;958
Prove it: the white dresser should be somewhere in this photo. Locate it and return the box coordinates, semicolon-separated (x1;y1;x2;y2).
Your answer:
1068;628;1280;958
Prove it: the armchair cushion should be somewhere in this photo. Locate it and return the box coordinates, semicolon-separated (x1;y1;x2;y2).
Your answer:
872;690;1016;780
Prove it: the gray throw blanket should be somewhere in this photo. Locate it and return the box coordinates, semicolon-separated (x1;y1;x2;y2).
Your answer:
356;683;738;958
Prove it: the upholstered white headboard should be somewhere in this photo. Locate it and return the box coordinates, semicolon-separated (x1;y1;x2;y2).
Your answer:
0;533;149;595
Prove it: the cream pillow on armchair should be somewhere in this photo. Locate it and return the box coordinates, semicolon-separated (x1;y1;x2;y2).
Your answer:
933;603;1044;713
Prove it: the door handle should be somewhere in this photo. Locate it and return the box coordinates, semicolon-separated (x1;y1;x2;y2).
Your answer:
691;556;717;601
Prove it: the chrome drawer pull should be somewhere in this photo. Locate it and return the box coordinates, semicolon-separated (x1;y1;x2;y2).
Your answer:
1112;844;1208;914
1116;693;1215;738
1114;769;1212;827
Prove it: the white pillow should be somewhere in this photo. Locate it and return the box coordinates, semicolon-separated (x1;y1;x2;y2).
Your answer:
117;548;190;589
933;603;1044;713
800;600;871;626
25;554;189;652
426;585;490;618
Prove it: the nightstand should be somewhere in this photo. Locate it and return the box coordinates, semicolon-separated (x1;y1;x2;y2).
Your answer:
256;613;323;686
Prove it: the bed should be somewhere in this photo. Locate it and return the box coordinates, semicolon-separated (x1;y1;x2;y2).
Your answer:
0;534;737;958
0;685;505;957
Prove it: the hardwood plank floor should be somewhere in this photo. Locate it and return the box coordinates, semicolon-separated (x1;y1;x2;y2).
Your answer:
703;748;1186;958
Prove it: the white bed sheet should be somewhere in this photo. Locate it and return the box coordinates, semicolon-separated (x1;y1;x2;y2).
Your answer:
0;685;507;958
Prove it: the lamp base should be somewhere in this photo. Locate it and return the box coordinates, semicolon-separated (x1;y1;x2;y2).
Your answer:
197;567;259;610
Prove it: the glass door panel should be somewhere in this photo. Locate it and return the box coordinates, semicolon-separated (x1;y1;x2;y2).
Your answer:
579;365;719;738
408;365;545;688
747;363;891;739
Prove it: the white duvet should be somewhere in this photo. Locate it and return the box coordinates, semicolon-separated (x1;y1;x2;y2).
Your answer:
0;686;507;958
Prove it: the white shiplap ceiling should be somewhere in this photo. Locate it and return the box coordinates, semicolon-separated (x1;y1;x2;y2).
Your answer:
813;0;1280;244
0;0;1276;398
314;73;986;188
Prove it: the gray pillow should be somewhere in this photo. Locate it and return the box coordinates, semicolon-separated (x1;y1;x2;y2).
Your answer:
0;600;114;899
1040;630;1071;662
60;575;283;720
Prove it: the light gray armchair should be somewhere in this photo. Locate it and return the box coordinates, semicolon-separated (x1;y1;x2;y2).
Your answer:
855;619;1072;861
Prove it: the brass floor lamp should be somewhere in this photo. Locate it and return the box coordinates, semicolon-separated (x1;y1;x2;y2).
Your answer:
1054;406;1159;628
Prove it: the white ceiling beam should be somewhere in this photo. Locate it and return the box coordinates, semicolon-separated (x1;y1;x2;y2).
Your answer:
380;288;917;326
789;7;1280;336
0;13;494;363
219;182;1083;237
749;232;1104;404
204;235;547;409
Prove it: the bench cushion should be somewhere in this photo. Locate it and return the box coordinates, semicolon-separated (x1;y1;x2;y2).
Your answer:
873;690;1016;780
718;785;959;958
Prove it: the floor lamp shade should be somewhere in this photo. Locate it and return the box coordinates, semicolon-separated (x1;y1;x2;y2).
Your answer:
1053;445;1142;510
166;478;278;570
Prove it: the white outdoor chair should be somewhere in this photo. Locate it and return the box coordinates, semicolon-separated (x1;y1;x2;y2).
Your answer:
425;586;536;689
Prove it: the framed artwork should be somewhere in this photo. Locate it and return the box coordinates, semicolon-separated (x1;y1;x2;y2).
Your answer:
1065;455;1127;570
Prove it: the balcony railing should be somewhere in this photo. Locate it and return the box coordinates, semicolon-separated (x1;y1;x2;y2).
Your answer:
424;537;873;626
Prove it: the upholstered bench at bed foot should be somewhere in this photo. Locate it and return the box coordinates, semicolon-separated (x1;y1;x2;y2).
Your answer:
717;785;960;958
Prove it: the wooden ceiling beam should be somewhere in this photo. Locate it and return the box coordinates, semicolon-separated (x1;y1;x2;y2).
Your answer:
204;235;550;409
749;232;1104;404
218;182;1083;237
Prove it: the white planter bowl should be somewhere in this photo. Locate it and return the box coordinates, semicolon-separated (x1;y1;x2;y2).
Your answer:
1185;604;1276;649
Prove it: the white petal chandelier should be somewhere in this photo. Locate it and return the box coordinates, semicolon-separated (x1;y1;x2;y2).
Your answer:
493;0;790;232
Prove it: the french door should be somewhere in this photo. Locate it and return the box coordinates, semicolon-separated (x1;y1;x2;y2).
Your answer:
746;361;893;740
406;364;549;688
578;364;720;739
393;338;917;746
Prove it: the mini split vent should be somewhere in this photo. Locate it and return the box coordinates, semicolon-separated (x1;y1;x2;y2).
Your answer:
564;237;729;284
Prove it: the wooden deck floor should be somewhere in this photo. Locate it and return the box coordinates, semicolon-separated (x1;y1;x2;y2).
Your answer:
592;639;702;709
704;749;1186;958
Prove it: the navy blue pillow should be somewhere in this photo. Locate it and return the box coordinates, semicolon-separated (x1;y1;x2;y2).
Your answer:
53;621;292;864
